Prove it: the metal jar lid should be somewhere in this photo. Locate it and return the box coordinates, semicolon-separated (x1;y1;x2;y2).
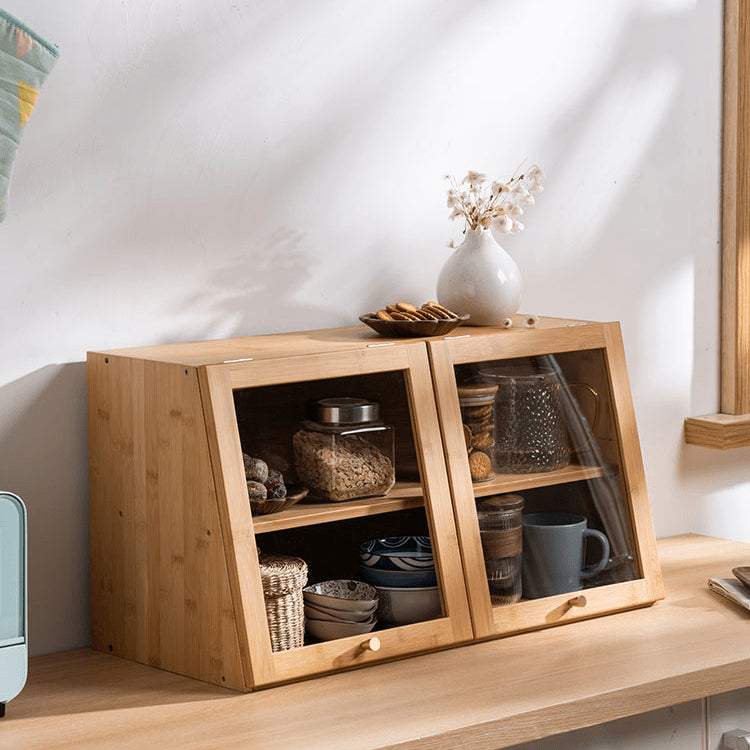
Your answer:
316;397;380;424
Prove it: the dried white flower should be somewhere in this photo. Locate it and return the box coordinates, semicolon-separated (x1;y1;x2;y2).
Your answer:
444;164;544;234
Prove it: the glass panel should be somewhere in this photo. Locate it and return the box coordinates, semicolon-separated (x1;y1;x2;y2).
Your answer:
232;370;445;649
454;350;639;606
0;494;25;644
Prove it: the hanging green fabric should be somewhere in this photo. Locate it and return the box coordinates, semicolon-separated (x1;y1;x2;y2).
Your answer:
0;9;58;222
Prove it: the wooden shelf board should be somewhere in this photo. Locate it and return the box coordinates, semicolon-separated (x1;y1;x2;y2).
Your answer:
253;465;611;532
472;463;609;497
251;481;426;533
684;413;750;449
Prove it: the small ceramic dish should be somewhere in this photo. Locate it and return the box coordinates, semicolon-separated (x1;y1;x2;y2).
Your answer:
304;603;377;623
305;616;377;641
249;486;308;516
302;579;379;612
359;313;469;339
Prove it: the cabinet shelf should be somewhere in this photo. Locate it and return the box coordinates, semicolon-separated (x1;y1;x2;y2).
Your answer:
251;481;425;533
253;465;616;533
472;463;613;498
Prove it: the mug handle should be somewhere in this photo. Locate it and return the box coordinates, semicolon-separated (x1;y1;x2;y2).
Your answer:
563;383;601;455
580;528;610;579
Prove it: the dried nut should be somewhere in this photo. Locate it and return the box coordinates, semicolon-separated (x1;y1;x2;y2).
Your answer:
376;310;394;321
463;424;473;450
468;451;492;481
243;455;269;484
246;480;268;502
265;477;287;499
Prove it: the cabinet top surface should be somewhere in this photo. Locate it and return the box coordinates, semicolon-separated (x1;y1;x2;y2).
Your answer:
89;316;602;366
8;534;750;750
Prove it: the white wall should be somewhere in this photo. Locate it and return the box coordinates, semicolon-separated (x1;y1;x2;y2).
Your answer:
0;0;740;657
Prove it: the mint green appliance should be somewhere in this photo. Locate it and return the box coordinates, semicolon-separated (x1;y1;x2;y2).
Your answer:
0;492;27;717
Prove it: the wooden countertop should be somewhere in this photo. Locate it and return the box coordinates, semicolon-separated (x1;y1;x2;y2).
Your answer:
5;534;750;750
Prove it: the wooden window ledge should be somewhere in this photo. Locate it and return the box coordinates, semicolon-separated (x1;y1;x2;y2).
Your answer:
684;413;750;449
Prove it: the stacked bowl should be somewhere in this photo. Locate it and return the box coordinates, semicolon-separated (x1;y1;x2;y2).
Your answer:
302;579;378;641
359;536;441;625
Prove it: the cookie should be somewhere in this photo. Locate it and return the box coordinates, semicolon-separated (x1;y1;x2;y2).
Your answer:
464;404;493;420
472;432;495;449
468;451;492;481
417;306;441;320
424;301;459;319
466;418;493;434
396;302;420;313
376;310;394;321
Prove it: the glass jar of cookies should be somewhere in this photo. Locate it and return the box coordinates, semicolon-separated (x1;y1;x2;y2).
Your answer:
293;397;395;502
457;383;498;482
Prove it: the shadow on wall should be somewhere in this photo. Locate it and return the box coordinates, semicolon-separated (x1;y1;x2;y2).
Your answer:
0;363;90;657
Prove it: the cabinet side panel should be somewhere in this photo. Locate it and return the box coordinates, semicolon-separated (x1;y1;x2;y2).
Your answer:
89;353;144;661
88;354;246;690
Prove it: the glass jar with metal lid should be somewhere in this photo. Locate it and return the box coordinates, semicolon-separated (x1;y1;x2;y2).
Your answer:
292;397;395;502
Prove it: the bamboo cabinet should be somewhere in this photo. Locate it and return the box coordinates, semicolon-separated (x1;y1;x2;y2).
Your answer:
87;318;663;691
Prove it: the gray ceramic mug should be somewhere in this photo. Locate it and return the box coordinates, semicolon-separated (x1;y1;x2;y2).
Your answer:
521;512;610;599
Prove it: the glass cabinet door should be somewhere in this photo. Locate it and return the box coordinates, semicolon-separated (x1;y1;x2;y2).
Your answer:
200;341;473;688
428;320;663;638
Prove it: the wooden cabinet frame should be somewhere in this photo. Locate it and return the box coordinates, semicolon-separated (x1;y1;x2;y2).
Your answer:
88;318;662;691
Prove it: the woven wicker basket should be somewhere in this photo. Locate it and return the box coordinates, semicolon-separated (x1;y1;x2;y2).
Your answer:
258;553;308;652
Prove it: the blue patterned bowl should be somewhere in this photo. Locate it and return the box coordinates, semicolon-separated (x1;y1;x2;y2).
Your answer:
358;565;437;588
359;536;434;571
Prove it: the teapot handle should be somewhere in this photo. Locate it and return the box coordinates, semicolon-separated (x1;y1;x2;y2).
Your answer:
564;383;600;454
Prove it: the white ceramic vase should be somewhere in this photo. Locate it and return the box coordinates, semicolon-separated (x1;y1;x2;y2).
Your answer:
436;227;521;325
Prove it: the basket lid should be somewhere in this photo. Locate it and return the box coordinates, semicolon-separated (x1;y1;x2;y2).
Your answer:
258;553;308;596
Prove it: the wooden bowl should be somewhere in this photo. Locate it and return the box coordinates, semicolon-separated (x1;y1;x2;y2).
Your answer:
250;486;308;516
359;313;469;339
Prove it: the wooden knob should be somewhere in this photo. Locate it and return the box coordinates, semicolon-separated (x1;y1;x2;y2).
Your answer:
362;636;381;652
569;595;587;608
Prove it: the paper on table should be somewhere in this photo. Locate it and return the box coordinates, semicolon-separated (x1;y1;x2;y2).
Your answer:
707;577;750;613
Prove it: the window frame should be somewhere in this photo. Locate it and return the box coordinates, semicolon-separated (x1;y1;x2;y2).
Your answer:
684;0;750;449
